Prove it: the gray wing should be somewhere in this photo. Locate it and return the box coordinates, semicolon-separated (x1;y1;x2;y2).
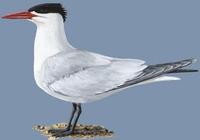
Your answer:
103;59;197;92
42;50;147;98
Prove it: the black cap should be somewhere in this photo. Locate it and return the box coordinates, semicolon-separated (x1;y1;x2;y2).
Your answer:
28;3;67;21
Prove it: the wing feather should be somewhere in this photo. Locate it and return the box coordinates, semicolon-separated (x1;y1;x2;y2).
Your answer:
41;50;146;97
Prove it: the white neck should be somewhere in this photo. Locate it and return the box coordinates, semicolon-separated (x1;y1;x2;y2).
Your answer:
33;16;74;72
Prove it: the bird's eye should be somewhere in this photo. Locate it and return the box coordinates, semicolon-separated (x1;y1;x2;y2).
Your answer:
39;9;48;13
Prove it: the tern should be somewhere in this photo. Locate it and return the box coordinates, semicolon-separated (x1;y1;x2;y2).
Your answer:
2;3;198;136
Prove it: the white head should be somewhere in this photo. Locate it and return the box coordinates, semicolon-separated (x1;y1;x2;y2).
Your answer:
2;3;67;26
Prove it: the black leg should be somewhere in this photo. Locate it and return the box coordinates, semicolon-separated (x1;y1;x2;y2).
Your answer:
71;103;82;132
50;103;82;137
66;103;77;130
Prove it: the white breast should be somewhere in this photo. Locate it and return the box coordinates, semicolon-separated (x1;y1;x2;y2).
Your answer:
33;14;75;87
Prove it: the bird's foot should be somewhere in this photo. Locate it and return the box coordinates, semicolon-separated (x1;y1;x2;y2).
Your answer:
48;128;73;138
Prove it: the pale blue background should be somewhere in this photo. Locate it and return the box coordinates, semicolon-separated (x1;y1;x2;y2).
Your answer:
0;0;199;140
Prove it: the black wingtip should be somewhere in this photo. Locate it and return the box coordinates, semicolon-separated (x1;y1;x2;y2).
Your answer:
168;69;198;73
193;69;199;72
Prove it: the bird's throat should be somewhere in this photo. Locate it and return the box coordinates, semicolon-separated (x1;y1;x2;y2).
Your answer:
34;21;74;73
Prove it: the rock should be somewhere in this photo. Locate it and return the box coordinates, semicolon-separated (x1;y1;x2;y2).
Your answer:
33;122;114;139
